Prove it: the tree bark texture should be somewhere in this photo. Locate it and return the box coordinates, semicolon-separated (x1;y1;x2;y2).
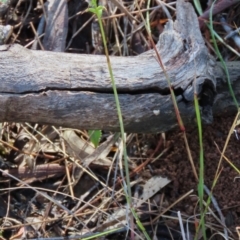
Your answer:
0;0;239;132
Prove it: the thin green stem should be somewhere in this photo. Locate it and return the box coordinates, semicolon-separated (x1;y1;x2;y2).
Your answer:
194;94;206;240
88;2;151;239
97;14;132;202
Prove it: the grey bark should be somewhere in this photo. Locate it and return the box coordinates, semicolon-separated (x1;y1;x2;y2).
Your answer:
0;0;239;133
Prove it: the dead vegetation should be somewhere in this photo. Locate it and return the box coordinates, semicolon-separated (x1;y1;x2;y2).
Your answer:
0;0;240;239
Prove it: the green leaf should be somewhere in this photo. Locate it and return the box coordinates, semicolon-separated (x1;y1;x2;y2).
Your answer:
88;8;97;14
89;0;97;8
0;0;9;4
88;130;102;148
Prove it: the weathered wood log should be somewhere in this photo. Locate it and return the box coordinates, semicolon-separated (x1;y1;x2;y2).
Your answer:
0;0;239;132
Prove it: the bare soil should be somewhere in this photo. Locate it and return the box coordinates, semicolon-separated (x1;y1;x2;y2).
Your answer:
156;116;240;233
